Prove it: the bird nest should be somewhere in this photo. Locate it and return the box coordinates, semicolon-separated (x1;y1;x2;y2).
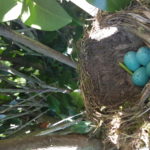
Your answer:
78;2;150;150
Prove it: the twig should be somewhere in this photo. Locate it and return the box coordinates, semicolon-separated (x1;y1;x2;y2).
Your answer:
5;109;49;136
31;75;70;93
14;42;43;56
137;107;150;118
16;28;35;33
0;88;64;93
0;76;20;88
0;63;36;87
1;107;41;122
50;111;85;127
0;89;53;113
0;63;69;93
36;111;86;136
14;20;36;39
0;25;76;68
36;118;82;136
139;82;150;106
3;104;47;107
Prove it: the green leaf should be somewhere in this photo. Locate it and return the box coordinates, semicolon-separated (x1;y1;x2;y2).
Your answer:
0;0;23;22
47;95;61;115
0;94;11;104
70;90;84;109
70;121;92;134
86;0;132;12
0;134;6;138
21;0;72;31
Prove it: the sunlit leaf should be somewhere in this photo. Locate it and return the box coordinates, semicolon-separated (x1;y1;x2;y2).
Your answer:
14;77;26;86
0;134;6;138
0;60;12;66
70;121;93;134
0;0;23;22
21;0;72;31
70;90;84;110
86;0;132;12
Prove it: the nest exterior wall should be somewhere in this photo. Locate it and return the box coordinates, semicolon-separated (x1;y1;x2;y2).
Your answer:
79;19;143;109
78;14;150;149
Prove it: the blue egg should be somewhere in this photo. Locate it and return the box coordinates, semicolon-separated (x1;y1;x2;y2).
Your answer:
136;47;150;66
146;62;150;77
132;67;149;86
124;51;140;71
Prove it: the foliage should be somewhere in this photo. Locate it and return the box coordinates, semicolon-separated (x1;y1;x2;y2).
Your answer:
0;0;72;31
0;0;22;22
0;1;86;137
0;0;133;139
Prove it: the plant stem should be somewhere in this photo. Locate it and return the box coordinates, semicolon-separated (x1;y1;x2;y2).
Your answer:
0;25;76;69
119;62;133;75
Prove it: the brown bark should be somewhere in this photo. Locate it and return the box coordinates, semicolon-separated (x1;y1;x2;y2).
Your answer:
0;134;104;150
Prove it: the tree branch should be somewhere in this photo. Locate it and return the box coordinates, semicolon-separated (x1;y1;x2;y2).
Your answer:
0;63;70;93
0;134;102;150
0;88;66;93
0;25;76;69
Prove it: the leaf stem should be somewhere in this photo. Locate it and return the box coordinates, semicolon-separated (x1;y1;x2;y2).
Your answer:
119;62;133;75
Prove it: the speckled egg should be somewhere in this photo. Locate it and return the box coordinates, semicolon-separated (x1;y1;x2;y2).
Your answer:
146;62;150;77
124;51;140;71
132;67;149;86
136;47;150;66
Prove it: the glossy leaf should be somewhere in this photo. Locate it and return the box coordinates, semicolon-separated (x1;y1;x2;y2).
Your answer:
0;0;23;22
21;0;72;31
86;0;132;12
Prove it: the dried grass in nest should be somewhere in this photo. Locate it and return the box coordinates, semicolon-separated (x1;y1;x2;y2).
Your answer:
99;3;150;47
78;2;150;150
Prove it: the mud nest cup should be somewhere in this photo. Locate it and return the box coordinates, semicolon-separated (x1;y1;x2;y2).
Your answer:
78;2;150;150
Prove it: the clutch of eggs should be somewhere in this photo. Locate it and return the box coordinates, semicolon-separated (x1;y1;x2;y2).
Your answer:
124;47;150;87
